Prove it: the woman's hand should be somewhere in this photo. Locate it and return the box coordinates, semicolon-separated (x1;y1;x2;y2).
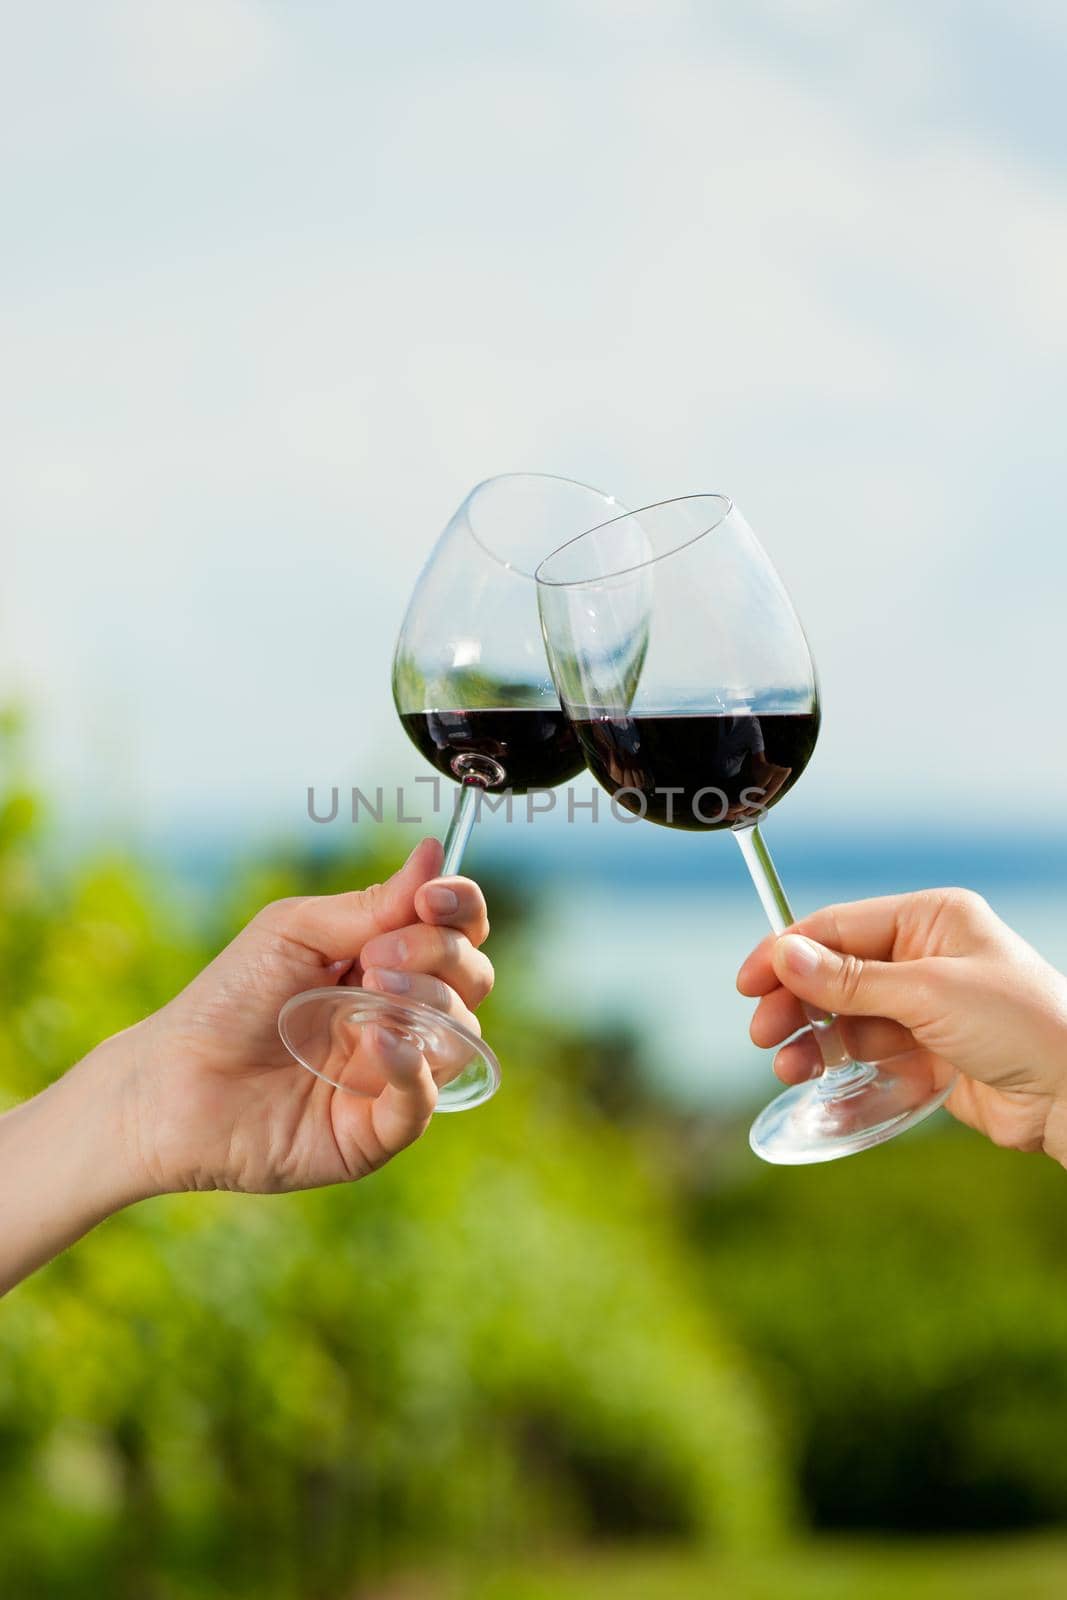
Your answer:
0;839;493;1293
737;888;1067;1164
126;837;492;1196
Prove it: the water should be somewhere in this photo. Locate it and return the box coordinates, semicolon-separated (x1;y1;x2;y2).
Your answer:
505;832;1067;1110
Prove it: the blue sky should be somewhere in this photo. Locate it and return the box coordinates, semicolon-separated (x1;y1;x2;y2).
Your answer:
3;0;1067;845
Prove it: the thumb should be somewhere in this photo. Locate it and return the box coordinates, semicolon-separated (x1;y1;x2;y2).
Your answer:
275;837;444;964
772;933;928;1027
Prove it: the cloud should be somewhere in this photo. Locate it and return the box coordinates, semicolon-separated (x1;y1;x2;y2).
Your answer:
107;0;277;105
0;0;278;171
3;2;1067;831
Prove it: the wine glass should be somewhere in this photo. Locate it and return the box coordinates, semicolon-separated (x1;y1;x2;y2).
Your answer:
535;494;956;1164
279;473;620;1113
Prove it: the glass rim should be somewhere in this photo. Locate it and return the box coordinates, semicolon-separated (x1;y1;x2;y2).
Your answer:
534;492;734;588
463;471;621;580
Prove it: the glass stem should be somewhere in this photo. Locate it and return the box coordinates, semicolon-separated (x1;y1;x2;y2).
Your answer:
733;822;875;1093
441;780;482;877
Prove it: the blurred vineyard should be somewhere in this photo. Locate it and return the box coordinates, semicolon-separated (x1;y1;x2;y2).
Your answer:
3;724;1067;1597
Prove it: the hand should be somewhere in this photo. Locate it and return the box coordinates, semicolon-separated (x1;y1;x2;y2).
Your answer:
121;836;493;1196
1;839;493;1293
737;888;1067;1164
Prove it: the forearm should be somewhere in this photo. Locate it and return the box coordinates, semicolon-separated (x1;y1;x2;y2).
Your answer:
0;1033;151;1295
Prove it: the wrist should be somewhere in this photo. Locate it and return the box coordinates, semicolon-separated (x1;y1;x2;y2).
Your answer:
37;1033;160;1221
0;1028;159;1295
102;1005;216;1199
78;1021;170;1207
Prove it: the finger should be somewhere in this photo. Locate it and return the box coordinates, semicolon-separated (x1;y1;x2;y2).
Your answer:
750;987;914;1058
750;984;810;1047
364;1026;438;1162
737;933;780;997
261;838;445;965
783;895;925;963
771;1020;917;1086
942;1073;1021;1142
358;924;495;1010
741;894;939;996
312;1004;417;1100
413;876;491;947
771;1034;823;1085
771;934;939;1029
738;895;924;999
363;971;482;1089
362;968;482;1037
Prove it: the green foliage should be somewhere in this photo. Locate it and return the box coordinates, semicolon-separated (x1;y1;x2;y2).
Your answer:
690;1125;1067;1533
0;771;789;1597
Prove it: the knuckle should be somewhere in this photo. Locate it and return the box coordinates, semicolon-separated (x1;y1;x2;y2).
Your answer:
470;955;495;1004
254;894;307;928
359;881;388;918
922;887;993;954
835;952;868;1008
430;975;455;1012
452;994;483;1037
910;887;949;922
420;925;460;972
412;924;443;965
940;886;989;922
454;884;489;943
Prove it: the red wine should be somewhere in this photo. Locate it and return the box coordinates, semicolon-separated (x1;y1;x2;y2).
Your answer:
401;708;586;793
572;710;820;830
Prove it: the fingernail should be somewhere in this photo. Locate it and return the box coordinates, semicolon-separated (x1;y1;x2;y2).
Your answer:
366;968;412;994
423;886;459;917
777;934;825;976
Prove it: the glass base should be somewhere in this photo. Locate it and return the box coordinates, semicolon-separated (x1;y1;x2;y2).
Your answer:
749;1059;956;1166
278;987;501;1114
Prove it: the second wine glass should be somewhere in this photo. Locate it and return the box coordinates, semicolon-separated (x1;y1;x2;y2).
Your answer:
536;493;956;1164
279;473;619;1112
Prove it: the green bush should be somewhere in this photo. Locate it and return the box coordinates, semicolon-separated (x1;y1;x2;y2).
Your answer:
690;1123;1067;1533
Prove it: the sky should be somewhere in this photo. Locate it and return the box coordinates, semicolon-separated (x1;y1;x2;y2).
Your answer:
3;0;1067;850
